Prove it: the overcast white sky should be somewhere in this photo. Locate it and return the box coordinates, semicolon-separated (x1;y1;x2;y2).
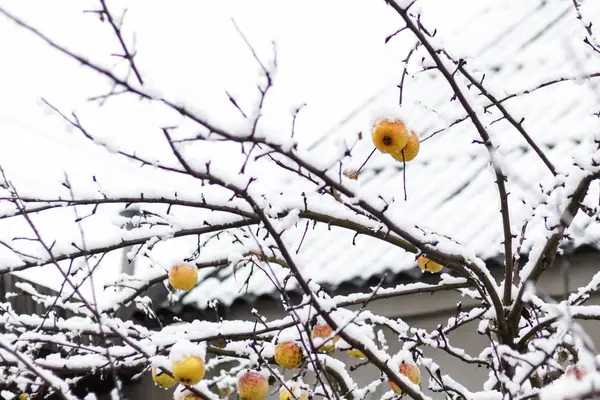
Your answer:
0;1;429;288
0;1;417;295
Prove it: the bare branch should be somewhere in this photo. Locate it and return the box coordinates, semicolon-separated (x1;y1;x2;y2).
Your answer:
96;1;144;84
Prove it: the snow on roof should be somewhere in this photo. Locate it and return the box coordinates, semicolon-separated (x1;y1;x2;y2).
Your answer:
1;0;600;310
181;0;600;308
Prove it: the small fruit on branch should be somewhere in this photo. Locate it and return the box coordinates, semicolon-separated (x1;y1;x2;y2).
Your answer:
274;340;304;369
237;370;270;400
417;256;443;273
181;393;203;400
279;382;309;400
346;348;367;359
152;367;177;389
372;119;409;154
172;356;206;386
392;131;420;162
311;323;339;353
170;339;206;386
169;263;199;291
218;385;234;398
389;361;421;395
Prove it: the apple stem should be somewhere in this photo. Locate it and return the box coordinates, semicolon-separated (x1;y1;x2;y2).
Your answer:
357;148;377;175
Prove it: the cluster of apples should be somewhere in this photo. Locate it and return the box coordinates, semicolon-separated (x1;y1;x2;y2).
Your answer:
371;118;420;163
274;323;421;397
311;323;369;358
272;323;365;370
151;355;206;390
152;323;421;398
158;263;424;397
236;324;362;400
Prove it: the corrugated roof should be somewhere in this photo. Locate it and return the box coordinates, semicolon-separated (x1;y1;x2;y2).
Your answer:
181;0;600;309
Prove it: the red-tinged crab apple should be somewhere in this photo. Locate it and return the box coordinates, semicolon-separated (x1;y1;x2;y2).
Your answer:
566;365;586;380
172;356;205;386
389;362;421;394
237;371;269;400
311;324;339;353
169;264;198;291
372;119;409;154
417;256;443;273
274;341;303;369
151;368;177;389
392;131;420;162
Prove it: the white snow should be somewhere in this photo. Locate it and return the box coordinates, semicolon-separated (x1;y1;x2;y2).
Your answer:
169;339;206;363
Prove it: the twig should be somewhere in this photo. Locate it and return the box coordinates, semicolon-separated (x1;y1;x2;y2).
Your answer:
510;173;599;329
456;62;557;176
571;0;600;55
97;0;144;84
398;43;420;105
356;148;376;175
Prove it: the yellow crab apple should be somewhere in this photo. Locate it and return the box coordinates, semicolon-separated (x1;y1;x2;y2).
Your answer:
346;348;367;359
237;371;269;400
389;362;421;394
274;341;303;369
152;367;177;389
218;386;234;398
372;119;409;154
311;324;339;353
172;356;205;386
279;386;309;400
181;394;203;400
169;264;198;291
392;131;420;162
417;256;443;273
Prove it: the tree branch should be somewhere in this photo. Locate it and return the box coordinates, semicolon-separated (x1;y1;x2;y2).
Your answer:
509;172;599;329
96;0;144;85
383;0;509;342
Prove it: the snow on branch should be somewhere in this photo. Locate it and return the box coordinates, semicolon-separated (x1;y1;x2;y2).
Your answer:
0;1;600;399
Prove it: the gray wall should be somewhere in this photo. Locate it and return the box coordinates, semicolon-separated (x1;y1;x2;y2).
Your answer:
0;274;65;316
122;252;600;399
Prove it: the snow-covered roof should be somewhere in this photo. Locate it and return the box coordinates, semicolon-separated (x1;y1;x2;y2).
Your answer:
1;0;600;311
180;0;600;308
